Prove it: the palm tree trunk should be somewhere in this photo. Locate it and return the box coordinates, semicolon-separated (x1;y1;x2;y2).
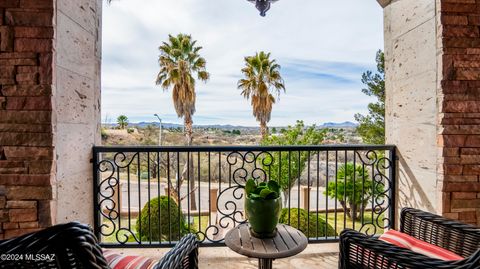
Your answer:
260;121;268;138
185;118;193;146
183;117;197;211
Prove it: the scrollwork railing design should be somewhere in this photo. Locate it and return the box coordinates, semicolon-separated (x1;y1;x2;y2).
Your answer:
209;151;274;241
355;150;394;236
93;145;396;247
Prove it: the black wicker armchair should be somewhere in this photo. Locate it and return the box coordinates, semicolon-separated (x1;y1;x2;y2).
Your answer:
0;222;199;269
156;233;198;269
339;208;480;269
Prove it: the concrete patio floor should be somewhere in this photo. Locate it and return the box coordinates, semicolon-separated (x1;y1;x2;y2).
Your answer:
114;242;339;269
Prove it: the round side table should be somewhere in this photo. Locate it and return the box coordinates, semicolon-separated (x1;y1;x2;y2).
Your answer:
225;223;308;269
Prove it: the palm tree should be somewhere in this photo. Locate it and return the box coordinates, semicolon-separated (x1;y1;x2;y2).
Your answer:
155;33;210;146
238;51;285;138
117;115;128;129
155;34;209;211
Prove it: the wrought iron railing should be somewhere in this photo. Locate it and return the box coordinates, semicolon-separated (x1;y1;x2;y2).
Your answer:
93;145;396;247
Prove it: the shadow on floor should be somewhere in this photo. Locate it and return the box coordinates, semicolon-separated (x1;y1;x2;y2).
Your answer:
111;243;339;269
200;252;338;269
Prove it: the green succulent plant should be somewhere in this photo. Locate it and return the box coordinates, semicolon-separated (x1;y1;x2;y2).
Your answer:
245;179;280;200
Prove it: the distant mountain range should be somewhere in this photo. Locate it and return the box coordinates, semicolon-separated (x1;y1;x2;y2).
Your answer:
103;121;357;129
320;121;357;128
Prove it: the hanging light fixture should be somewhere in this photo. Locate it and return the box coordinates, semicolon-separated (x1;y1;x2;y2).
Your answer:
247;0;279;17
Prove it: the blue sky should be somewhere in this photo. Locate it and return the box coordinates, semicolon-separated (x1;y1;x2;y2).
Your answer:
101;0;383;126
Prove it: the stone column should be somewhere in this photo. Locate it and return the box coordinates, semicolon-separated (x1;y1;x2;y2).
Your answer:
381;0;442;219
54;0;102;224
380;0;480;226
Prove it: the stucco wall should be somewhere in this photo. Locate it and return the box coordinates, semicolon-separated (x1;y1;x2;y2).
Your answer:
54;0;101;224
383;0;442;215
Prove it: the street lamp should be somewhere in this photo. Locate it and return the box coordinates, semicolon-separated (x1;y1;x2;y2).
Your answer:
153;114;163;146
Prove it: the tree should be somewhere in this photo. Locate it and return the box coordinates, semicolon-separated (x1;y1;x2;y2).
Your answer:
117;115;128;129
155;34;210;210
325;162;383;222
238;51;285;138
139;125;159;179
155;33;210;146
261;121;327;206
354;50;385;144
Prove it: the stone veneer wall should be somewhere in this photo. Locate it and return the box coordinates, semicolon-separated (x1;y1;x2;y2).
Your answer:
439;0;480;226
0;0;101;238
0;0;55;239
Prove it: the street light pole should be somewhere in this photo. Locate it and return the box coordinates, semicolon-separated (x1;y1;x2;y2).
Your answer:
154;114;162;146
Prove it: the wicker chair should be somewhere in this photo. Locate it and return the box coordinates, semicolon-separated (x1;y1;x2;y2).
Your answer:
339;208;480;269
0;222;199;269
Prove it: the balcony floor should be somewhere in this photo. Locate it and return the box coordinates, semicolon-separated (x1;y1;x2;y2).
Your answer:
113;242;339;268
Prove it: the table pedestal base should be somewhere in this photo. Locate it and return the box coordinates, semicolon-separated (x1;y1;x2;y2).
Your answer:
259;258;273;269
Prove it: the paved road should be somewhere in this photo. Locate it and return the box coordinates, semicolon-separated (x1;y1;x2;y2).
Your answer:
103;180;339;213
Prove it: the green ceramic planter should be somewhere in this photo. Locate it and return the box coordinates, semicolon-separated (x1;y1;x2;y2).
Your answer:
245;196;282;237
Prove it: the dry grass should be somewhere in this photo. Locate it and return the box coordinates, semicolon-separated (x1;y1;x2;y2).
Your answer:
102;128;261;146
101;211;384;244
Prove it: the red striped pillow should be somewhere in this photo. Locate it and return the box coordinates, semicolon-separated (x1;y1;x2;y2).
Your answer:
379;229;463;261
102;249;159;269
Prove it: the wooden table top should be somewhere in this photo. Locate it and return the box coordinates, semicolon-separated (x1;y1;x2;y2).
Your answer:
224;223;308;259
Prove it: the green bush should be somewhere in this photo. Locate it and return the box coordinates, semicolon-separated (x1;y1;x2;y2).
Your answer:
127;128;135;134
279;208;336;238
136;196;188;241
101;128;109;139
325;162;383;222
140;171;149;180
261;121;327;207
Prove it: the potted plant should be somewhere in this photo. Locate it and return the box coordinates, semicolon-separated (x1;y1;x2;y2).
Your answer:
244;179;282;238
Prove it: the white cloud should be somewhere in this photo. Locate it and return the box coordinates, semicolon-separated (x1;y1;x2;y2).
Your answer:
102;0;383;126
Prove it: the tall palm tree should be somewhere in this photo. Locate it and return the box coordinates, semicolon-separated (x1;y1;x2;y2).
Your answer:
117;115;128;129
156;33;210;146
238;51;285;138
155;34;209;211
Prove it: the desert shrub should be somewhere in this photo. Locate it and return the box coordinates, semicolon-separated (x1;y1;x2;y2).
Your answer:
140;172;149;180
262;121;327;207
279;208;336;238
136;196;188;241
127;128;135;134
101;128;109;139
325;162;383;222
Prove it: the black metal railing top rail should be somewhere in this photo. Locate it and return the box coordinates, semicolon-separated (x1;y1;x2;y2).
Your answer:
93;145;396;248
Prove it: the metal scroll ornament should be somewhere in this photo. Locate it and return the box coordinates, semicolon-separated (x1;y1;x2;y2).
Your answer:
247;0;279;17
